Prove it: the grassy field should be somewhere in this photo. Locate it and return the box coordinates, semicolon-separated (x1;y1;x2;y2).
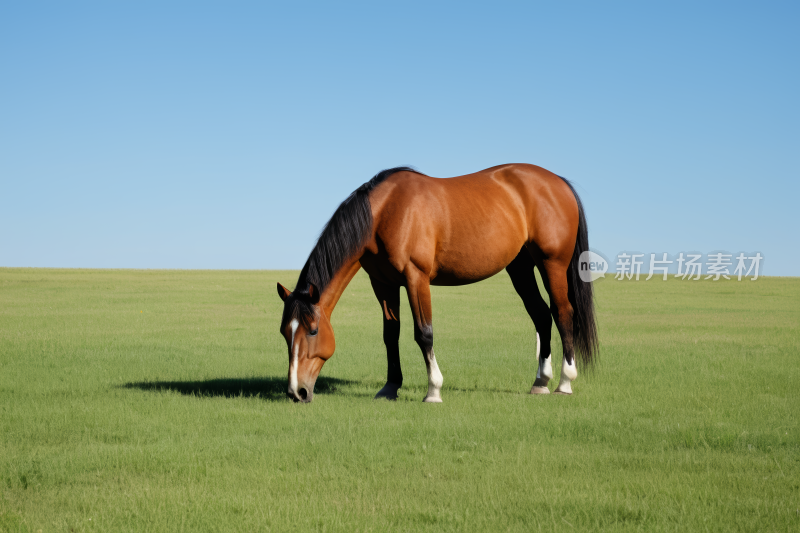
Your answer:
0;267;798;532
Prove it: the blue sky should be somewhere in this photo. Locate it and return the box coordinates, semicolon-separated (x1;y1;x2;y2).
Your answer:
1;2;798;275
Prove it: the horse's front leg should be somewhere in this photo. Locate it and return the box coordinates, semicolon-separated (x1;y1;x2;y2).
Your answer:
370;278;403;400
405;268;443;403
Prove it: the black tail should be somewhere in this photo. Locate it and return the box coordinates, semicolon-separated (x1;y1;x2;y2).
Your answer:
560;177;599;371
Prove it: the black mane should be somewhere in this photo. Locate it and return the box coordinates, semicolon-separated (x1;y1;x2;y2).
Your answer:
282;167;420;329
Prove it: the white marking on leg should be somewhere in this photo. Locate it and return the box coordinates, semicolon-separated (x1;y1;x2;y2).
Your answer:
531;332;553;393
555;355;577;394
562;355;577;381
289;319;299;393
424;351;443;403
535;333;553;382
536;353;553;381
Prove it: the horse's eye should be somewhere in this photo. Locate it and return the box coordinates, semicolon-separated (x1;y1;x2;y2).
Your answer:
308;329;318;337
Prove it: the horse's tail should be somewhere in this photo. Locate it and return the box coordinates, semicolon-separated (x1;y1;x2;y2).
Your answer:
560;177;599;371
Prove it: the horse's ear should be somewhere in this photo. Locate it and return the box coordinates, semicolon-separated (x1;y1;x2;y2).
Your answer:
277;283;292;302
307;283;320;305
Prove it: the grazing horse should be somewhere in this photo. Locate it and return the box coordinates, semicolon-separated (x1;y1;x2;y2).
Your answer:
277;164;598;403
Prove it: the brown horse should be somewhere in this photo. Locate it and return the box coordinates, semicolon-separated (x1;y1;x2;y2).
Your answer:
277;164;598;403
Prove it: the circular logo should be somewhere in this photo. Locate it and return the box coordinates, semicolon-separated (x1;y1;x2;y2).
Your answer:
578;250;608;282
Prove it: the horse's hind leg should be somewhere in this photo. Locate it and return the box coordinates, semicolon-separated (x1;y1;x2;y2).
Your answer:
540;258;578;395
506;249;554;394
370;277;403;400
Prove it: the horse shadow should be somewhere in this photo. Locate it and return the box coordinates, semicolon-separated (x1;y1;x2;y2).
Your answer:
122;375;360;402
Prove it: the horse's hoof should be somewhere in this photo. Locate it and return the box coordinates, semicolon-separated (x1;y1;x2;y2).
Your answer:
373;383;400;401
374;393;398;401
554;380;573;395
423;396;443;403
530;386;550;395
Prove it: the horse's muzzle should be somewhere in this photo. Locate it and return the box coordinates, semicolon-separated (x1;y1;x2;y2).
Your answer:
287;387;313;403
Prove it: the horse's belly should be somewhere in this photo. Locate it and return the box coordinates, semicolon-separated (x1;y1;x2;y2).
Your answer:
431;235;524;286
430;270;501;286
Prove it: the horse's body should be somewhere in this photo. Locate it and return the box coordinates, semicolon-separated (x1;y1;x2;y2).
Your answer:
278;164;597;402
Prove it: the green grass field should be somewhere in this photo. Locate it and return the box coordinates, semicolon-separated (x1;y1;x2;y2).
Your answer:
1;268;798;532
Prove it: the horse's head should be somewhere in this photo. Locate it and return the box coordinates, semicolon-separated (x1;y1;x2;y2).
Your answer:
277;282;335;403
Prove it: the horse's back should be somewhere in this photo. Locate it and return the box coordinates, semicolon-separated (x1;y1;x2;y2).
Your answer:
365;164;578;285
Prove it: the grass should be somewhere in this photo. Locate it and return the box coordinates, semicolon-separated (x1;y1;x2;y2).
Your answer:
0;267;798;532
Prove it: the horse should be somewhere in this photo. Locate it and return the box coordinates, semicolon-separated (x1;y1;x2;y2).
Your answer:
277;164;598;403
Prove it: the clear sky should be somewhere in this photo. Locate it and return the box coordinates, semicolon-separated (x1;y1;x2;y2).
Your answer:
2;2;798;275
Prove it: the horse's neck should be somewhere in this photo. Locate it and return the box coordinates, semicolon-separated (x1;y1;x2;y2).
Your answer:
319;258;362;317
